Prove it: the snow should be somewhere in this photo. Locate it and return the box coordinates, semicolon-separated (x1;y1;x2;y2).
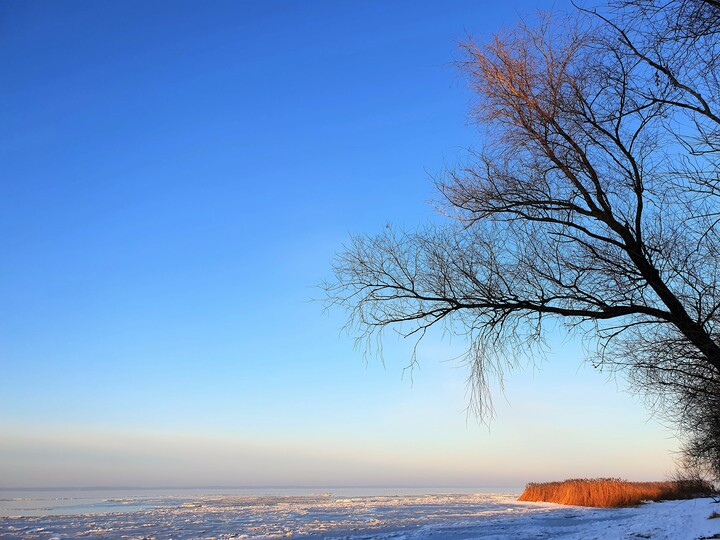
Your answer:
1;492;718;539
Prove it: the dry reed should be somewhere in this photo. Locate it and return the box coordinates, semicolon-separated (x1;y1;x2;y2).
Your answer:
518;478;714;508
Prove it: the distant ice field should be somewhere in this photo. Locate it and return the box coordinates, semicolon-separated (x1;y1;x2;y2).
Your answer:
1;489;718;539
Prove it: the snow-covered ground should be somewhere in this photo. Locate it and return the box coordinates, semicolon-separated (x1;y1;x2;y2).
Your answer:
1;492;718;539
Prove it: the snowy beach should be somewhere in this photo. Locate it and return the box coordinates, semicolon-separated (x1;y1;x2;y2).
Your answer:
1;491;719;539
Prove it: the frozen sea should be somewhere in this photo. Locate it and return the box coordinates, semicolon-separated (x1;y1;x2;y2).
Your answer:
1;487;719;539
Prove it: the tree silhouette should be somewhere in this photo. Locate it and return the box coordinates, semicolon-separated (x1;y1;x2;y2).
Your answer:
325;2;720;476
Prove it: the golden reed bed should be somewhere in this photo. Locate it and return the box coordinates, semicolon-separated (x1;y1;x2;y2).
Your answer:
518;478;715;508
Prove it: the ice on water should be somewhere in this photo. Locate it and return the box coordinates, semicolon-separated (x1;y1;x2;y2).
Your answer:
1;491;719;539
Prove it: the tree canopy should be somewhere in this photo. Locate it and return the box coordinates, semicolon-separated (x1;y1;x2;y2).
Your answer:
325;0;720;477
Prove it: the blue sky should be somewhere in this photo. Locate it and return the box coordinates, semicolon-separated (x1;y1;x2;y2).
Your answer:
0;0;678;489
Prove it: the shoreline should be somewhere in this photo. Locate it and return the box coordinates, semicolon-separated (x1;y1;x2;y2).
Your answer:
1;490;719;539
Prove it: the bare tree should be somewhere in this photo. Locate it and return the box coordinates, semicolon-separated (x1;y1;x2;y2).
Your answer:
593;0;720;479
325;3;720;475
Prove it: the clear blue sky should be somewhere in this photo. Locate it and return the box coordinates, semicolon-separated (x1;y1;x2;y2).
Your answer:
0;0;677;489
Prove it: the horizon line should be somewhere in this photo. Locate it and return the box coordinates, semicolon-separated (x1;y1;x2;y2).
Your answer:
0;483;525;492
